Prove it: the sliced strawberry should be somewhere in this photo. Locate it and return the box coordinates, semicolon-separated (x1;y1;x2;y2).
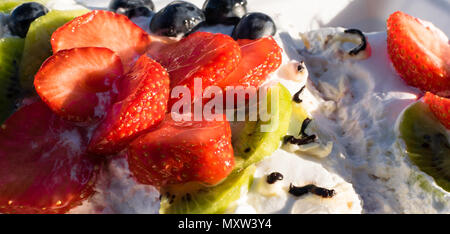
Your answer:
0;101;99;214
387;11;450;97
149;32;241;106
88;54;170;155
218;37;282;88
424;92;450;129
35;47;123;123
51;10;151;70
128;114;234;187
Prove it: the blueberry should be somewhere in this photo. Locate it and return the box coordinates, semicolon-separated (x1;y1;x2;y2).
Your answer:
231;12;276;40
150;1;205;37
109;0;155;14
202;0;247;25
7;2;49;38
124;6;153;18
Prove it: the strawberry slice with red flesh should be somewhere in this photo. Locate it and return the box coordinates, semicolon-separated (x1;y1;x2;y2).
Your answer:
424;92;450;129
128;114;235;187
88;54;170;155
387;11;450;97
0;102;99;214
217;36;282;88
51;10;151;70
35;47;123;123
150;32;241;106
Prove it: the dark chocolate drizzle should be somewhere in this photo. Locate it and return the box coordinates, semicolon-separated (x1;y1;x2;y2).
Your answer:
283;118;317;146
289;184;336;198
283;135;316;146
266;172;284;184
344;29;367;56
300;118;313;138
293;85;306;103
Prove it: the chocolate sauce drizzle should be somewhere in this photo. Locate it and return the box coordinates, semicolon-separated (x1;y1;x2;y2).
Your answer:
289;184;336;198
344;28;367;56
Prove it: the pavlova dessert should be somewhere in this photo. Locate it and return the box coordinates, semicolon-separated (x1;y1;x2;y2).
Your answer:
0;0;448;214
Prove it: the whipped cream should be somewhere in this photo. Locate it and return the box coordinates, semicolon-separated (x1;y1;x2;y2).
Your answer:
63;0;450;214
292;28;449;213
233;150;362;214
2;0;449;214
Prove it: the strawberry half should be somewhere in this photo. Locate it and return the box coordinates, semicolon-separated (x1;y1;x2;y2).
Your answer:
88;54;170;155
218;37;282;88
387;11;450;97
128;114;234;187
424;92;450;129
0;101;99;214
51;10;151;70
35;47;123;123
150;32;241;106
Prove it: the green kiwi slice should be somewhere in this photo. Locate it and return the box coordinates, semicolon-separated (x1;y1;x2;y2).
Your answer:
233;83;293;170
0;37;25;123
399;101;450;192
159;166;255;214
0;0;48;13
159;83;293;214
19;9;89;93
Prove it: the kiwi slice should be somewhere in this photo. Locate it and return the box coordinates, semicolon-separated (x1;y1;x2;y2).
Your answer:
288;101;309;137
159;166;255;214
0;37;25;123
233;83;293;170
19;9;89;92
159;83;293;214
0;0;48;13
399;102;450;192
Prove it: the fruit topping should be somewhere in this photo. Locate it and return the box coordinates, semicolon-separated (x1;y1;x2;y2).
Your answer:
51;10;151;70
387;11;450;97
128;114;235;187
424;92;450;129
88;54;169;155
7;2;48;38
0;37;24;123
266;172;283;184
150;1;205;37
19;9;90;93
124;6;153;19
231;12;276;40
232;83;292;170
218;37;282;88
109;0;155;15
0;101;99;214
399;102;450;192
159;165;255;214
34;47;124;123
150;31;241;106
0;0;46;14
202;0;247;25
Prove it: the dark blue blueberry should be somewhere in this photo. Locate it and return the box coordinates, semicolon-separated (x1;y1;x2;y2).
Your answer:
231;12;276;40
202;0;247;25
124;6;153;18
109;0;155;14
150;1;205;37
7;2;49;38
